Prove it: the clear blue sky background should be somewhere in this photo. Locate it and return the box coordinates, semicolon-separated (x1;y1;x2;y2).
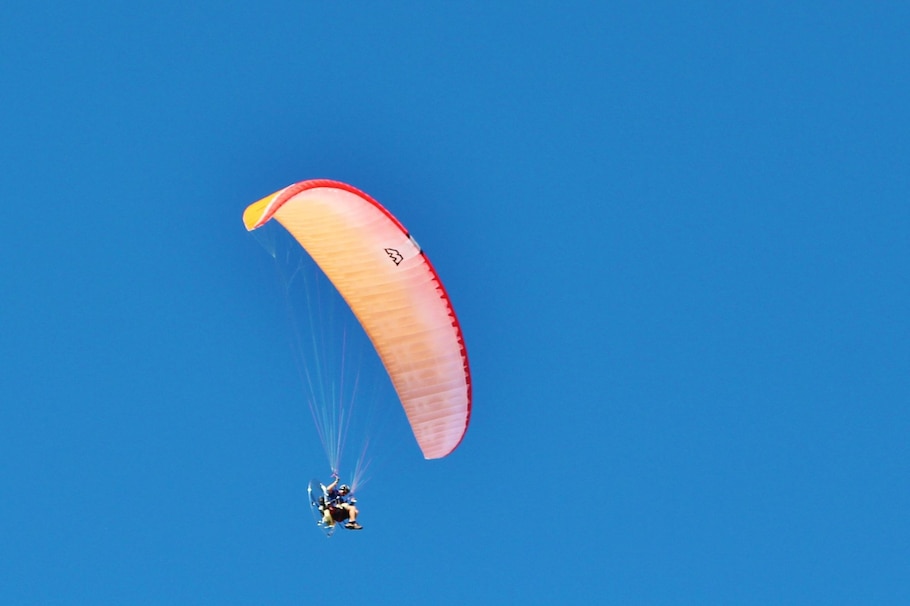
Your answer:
2;2;908;604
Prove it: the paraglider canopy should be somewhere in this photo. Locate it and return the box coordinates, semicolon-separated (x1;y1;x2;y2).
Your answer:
244;180;471;459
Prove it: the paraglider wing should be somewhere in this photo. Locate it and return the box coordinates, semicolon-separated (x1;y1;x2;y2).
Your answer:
244;180;471;459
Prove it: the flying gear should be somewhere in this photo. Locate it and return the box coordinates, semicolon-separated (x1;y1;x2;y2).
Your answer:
308;479;362;536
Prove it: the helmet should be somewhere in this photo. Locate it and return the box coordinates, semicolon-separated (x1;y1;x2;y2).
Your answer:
339;485;350;493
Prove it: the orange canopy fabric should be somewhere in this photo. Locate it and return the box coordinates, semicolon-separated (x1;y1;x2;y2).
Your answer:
244;180;471;459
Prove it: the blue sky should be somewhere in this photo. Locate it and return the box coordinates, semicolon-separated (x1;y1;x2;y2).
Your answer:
2;2;908;603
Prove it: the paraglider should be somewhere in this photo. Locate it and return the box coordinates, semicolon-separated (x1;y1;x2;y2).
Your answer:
244;179;471;533
321;477;362;530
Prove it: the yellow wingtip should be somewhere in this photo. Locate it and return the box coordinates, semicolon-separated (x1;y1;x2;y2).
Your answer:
242;195;275;231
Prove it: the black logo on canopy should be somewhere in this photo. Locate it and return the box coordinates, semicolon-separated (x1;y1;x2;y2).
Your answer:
384;248;403;265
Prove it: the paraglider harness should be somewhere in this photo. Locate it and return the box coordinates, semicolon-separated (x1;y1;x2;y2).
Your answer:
319;488;351;523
